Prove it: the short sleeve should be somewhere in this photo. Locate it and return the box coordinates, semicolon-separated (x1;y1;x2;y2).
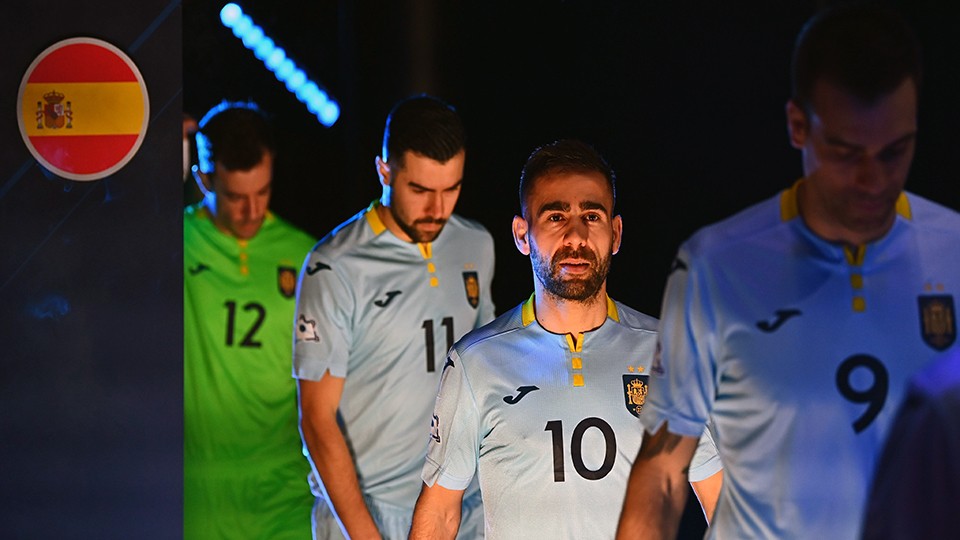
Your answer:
476;232;496;327
688;421;723;482
641;245;717;438
292;248;354;380
422;348;481;491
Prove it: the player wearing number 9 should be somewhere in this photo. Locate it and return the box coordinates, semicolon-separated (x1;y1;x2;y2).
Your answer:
183;101;317;539
293;95;495;540
410;139;723;539
617;5;960;540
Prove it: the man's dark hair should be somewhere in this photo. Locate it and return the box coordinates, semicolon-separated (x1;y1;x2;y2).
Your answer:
196;101;275;174
382;95;465;169
519;139;616;218
791;4;921;112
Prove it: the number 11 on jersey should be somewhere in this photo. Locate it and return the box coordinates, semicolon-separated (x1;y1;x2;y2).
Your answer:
422;317;454;372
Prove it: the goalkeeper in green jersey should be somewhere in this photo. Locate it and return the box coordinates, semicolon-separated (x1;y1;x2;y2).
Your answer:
184;101;315;539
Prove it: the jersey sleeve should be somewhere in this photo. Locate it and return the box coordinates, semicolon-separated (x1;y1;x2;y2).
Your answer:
476;231;496;327
642;244;717;438
292;248;355;380
688;421;723;482
422;347;481;491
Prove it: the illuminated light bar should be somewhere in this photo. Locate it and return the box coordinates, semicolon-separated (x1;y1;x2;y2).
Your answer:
219;3;340;127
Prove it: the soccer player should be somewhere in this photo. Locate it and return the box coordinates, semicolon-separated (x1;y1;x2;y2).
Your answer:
184;101;315;539
861;348;960;540
617;5;960;539
410;139;722;539
294;95;495;539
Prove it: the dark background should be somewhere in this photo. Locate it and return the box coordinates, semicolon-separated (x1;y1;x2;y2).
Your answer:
0;0;182;537
185;0;959;320
1;0;957;537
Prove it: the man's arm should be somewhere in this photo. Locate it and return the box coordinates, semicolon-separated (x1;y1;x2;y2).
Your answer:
691;469;723;523
298;374;381;540
616;423;700;540
409;481;465;539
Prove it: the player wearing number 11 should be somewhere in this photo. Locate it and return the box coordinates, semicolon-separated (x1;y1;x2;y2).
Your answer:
617;5;960;539
410;139;722;539
294;95;495;539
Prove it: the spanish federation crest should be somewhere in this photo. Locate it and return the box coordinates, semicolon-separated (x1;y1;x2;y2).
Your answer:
462;271;480;309
919;295;956;351
278;266;297;298
623;374;650;418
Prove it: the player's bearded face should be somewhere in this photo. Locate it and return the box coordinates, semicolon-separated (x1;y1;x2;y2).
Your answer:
384;150;465;243
389;204;447;244
532;243;611;302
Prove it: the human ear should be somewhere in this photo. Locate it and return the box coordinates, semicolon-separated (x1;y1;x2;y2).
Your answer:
611;215;623;255
785;99;808;150
512;215;530;255
375;156;391;187
192;165;214;196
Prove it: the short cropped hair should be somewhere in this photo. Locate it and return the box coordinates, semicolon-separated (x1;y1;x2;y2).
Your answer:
382;95;465;169
791;4;921;112
196;101;275;174
519;139;617;218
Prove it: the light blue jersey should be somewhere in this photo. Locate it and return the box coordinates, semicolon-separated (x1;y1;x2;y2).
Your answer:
293;202;495;528
644;182;960;539
423;295;721;540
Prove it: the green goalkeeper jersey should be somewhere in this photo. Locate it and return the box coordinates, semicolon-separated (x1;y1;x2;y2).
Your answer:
184;203;315;539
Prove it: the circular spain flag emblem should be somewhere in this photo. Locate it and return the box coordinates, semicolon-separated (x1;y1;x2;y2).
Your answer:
17;38;150;181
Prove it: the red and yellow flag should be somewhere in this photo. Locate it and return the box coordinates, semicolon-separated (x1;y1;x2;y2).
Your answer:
18;38;149;181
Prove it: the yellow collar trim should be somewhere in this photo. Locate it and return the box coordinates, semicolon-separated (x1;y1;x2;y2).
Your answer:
606;295;620;322
844;244;866;266
565;333;583;353
781;179;912;222
780;179;803;221
364;201;386;235
520;293;620;327
894;192;912;220
522;293;537;327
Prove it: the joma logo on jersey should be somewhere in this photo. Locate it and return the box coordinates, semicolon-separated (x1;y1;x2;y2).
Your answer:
503;385;539;404
919;295;956;351
374;290;402;307
756;308;802;333
623;374;649;417
306;261;331;276
188;263;210;276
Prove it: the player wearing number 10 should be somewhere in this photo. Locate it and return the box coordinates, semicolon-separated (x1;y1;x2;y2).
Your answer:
410;140;722;539
617;6;960;539
294;95;494;539
183;102;316;538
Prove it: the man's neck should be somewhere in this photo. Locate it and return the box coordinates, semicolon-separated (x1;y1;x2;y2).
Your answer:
796;179;898;247
532;286;609;336
374;200;414;243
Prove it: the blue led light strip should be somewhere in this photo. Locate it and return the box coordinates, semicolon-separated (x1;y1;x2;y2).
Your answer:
220;3;340;127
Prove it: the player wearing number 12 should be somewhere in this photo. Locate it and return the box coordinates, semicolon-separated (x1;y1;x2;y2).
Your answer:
184;102;316;538
294;95;494;539
617;6;960;539
410;140;722;539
